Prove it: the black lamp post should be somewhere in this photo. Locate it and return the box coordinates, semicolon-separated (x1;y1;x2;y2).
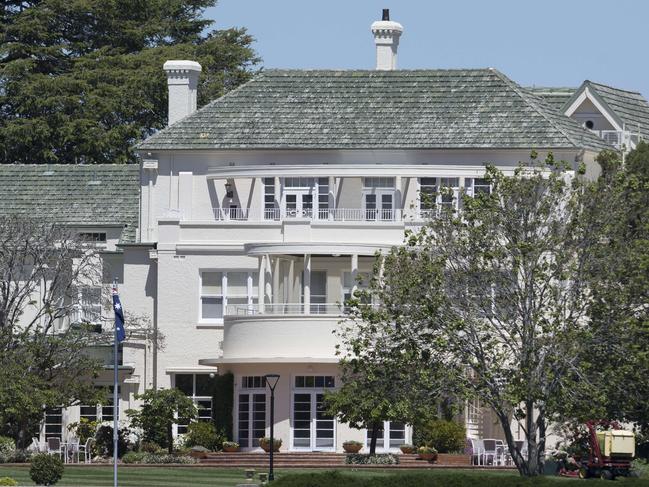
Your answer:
264;374;280;481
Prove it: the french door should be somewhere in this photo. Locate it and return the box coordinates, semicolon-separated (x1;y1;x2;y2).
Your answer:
284;191;314;218
363;192;394;221
292;392;335;451
238;392;266;448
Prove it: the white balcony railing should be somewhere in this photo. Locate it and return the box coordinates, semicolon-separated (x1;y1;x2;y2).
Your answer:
213;207;414;222
226;303;344;316
589;129;631;150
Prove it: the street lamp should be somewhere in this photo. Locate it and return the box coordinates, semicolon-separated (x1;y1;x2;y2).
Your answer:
264;374;280;481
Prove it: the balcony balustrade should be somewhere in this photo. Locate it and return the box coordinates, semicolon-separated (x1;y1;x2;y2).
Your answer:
212;207;426;222
226;303;344;316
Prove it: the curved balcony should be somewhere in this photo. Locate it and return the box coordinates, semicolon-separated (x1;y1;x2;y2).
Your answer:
218;304;345;364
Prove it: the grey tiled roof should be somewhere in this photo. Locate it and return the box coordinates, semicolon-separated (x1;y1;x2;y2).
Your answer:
139;69;610;152
581;81;649;140
526;87;576;111
0;165;140;243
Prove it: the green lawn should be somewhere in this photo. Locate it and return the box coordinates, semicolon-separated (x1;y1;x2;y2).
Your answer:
0;466;644;486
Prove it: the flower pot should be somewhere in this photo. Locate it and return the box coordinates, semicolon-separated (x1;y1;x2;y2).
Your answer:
260;443;280;453
223;445;239;453
343;443;363;454
400;446;415;454
419;452;438;462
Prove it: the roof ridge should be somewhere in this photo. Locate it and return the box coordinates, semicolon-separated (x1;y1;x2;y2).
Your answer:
490;69;582;148
586;80;642;96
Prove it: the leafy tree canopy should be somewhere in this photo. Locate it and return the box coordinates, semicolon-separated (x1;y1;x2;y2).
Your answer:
1;0;260;164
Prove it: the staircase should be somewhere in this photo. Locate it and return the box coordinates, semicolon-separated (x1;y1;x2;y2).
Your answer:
200;452;474;469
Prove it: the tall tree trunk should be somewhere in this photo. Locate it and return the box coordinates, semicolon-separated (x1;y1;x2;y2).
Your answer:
167;422;173;454
369;422;380;456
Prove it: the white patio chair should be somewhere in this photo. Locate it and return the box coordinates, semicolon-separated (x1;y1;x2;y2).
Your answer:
78;438;95;464
67;437;80;463
495;439;506;465
46;437;62;458
482;439;498;465
469;438;485;465
29;438;42;453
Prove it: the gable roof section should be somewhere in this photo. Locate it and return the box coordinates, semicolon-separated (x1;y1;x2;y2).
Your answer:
0;165;140;243
570;81;649;140
139;69;610;152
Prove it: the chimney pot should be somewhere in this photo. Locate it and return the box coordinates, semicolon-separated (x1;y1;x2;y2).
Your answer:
163;60;202;126
371;11;403;70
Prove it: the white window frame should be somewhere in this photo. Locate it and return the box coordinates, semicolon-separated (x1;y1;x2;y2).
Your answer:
236;379;268;450
199;270;258;323
172;374;214;436
366;421;411;453
362;178;395;221
289;374;337;452
465;177;492;197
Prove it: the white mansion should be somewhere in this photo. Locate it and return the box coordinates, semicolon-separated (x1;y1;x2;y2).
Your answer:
4;11;648;453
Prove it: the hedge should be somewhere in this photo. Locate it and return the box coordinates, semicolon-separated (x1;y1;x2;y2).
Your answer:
273;471;649;487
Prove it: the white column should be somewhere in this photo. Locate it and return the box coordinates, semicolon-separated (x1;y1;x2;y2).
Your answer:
303;254;311;315
272;257;281;304
395;175;402;219
274;176;281;216
459;176;466;211
328;176;335;220
288;259;295;304
351;254;359;296
265;254;273;306
258;255;266;312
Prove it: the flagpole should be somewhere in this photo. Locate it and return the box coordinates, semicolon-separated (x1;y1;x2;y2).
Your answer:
113;278;119;487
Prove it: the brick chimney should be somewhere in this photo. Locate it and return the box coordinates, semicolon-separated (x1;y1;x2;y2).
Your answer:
371;9;403;70
163;60;202;125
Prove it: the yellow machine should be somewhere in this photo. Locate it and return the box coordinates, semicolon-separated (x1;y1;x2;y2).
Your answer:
596;430;635;458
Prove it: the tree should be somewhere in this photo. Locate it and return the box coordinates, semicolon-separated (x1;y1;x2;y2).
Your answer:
347;153;621;476
1;0;260;164
127;388;197;453
569;144;649;433
326;271;452;456
0;216;105;446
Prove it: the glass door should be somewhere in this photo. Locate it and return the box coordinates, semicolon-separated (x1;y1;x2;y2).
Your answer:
238;393;266;448
284;191;314;218
292;393;312;449
292;392;336;451
363;192;393;221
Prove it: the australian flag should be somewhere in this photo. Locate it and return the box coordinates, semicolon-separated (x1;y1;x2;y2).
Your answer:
112;287;126;342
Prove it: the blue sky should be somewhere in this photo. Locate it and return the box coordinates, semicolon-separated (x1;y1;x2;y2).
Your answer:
207;0;648;96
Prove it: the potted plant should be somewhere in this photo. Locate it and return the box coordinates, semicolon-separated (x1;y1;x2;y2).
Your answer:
222;441;240;453
399;444;415;454
418;446;438;462
259;437;281;453
189;446;209;459
342;440;363;454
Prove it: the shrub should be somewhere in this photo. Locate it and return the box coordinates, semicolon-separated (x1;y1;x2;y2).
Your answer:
30;454;64;486
67;418;97;444
6;450;30;463
222;441;239;449
0;478;17;486
95;425;130;458
345;453;398;465
139;441;163;453
141;453;197;464
0;437;14;456
185;421;224;451
413;419;466;453
632;459;649;478
418;446;438;455
121;451;146;464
